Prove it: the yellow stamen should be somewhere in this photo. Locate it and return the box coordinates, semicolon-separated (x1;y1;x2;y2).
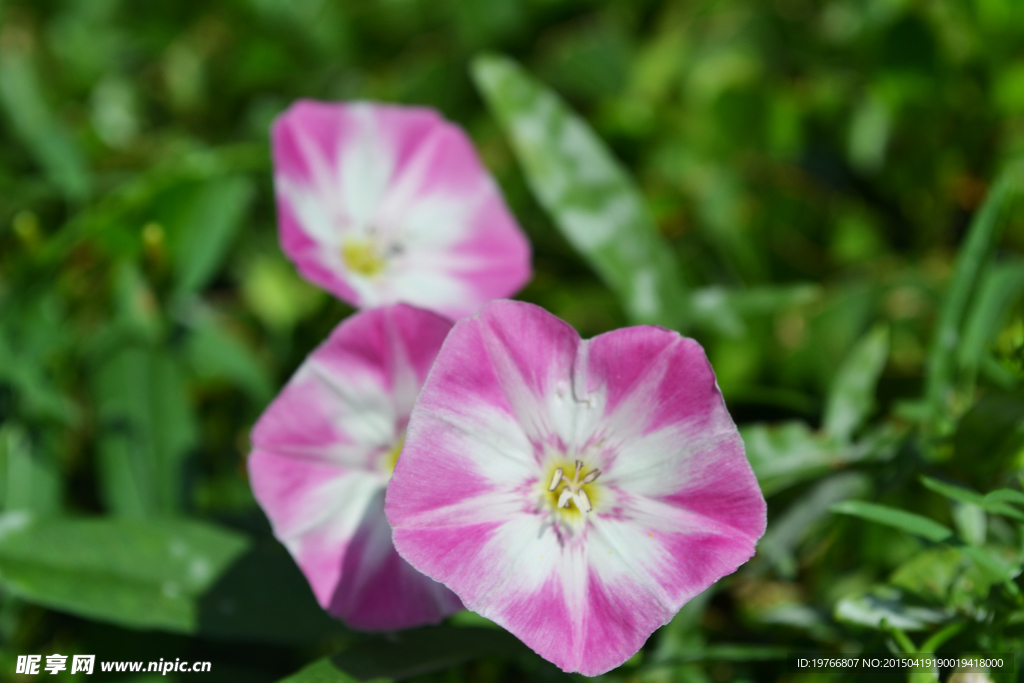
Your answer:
342;238;385;276
384;436;405;473
542;458;601;518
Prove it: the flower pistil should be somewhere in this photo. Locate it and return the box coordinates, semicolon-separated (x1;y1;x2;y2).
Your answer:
547;460;601;513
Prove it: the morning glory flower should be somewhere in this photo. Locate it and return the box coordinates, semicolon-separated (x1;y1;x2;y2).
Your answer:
385;300;766;674
271;100;532;320
248;304;463;630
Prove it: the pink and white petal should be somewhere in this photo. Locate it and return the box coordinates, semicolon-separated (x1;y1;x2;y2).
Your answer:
250;333;399;466
385;405;519;523
271;101;446;306
390;501;565;615
257;305;453;453
250;363;392;470
353;103;449;200
368;122;531;318
310;304;452;424
390;479;759;674
376;303;455;416
582;326;765;534
475;548;670;676
655;434;767;540
381;199;532;320
592;493;762;602
275;190;361;304
272;100;352;201
418;301;582;446
373;119;502;248
277;179;341;248
251;304;456;628
391;506;664;675
586;327;731;440
382;266;480;324
248;449;385;607
336;106;397;229
444;196;533;306
273;100;443;228
389;301;764;672
250;304;450;473
329;489;463;630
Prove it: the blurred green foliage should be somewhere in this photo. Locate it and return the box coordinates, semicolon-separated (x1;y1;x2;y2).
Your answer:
0;0;1023;681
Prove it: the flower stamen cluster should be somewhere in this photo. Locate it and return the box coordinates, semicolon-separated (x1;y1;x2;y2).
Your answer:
547;460;600;513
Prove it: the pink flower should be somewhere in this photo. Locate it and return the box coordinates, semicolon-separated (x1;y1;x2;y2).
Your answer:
271;100;532;320
385;300;766;674
248;304;463;630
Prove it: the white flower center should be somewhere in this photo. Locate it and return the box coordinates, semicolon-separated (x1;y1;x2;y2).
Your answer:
547;460;601;514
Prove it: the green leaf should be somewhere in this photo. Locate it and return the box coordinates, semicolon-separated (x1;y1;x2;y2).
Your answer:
640;644;790;668
330;626;526;680
823;326;889;442
920;476;985;507
925;163;1024;425
830;501;953;542
446;610;502;629
890;547;988;607
106;260;163;345
0;46;90;200
0;328;78;425
38;144;265;268
471;53;688;328
885;625;918;655
0;513;248;632
197;537;346;644
647;586;714;668
689;284;820;338
279;627;526;683
741;421;898;495
0;423;61;515
953;389;1024;476
985;488;1024;507
168;175;256;296
185;313;273;403
951;502;987;546
919;622;966;655
279;659;367;683
891;544;1021;612
958;259;1024;385
834;587;950;631
92;347;197;517
240;253;326;332
757;472;870;578
945;479;1024;530
960;545;1021;595
742;422;843;495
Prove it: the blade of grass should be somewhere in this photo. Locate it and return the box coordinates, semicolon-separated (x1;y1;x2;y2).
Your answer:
924;163;1024;428
0;45;90;201
830;501;953;542
823;326;890;442
471;53;688;329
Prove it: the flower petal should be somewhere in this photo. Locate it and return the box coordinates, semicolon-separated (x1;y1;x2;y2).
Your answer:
271;100;532;319
327;489;465;630
250;305;459;629
248;449;383;607
387;300;765;673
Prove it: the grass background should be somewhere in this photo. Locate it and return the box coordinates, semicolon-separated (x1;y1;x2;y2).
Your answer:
1;0;1023;681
